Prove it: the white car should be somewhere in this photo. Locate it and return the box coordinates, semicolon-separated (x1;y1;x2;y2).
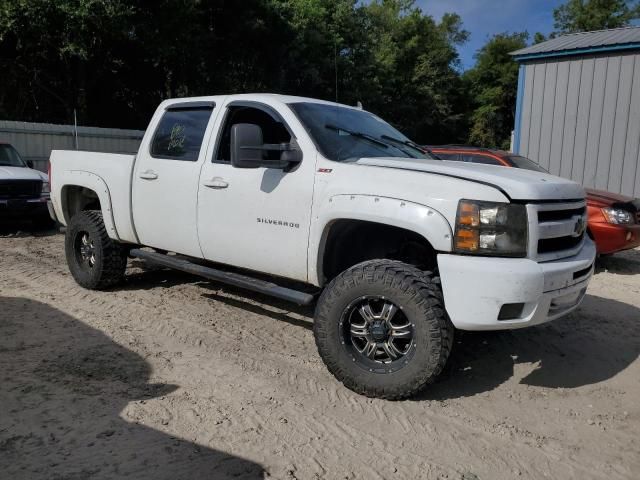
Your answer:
0;142;51;224
48;94;596;399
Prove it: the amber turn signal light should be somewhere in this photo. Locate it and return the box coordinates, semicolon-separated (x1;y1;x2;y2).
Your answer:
454;228;479;251
457;201;479;227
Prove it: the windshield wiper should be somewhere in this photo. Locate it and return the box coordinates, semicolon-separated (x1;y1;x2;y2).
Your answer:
380;135;435;158
325;124;390;149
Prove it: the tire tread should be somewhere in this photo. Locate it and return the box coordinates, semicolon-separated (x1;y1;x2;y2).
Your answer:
314;259;453;400
65;210;127;290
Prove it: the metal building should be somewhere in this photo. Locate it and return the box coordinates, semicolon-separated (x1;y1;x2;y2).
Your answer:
0;120;144;172
511;26;640;197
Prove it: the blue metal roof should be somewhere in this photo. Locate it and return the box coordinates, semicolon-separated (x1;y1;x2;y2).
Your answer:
511;26;640;61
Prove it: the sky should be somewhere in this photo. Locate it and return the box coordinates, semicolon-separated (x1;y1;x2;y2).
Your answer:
417;0;565;69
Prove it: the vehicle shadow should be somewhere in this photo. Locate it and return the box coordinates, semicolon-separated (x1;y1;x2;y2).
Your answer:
119;261;639;401
122;259;204;290
0;219;59;237
0;297;265;479
419;294;640;400
123;260;316;332
595;248;640;275
201;288;314;332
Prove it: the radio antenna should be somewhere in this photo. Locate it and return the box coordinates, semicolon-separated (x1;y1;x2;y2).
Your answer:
334;41;338;102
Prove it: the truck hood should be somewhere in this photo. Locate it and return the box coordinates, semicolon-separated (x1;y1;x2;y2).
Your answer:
354;157;585;201
0;166;48;182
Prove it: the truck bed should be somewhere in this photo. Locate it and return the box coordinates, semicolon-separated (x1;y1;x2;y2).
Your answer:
49;150;138;243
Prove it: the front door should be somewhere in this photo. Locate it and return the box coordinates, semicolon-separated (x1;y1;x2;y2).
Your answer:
197;101;316;282
132;102;218;257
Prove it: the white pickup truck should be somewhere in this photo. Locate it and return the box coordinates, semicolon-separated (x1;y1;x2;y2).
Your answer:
49;94;596;399
0;142;51;224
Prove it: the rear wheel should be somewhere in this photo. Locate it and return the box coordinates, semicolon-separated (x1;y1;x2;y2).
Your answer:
314;259;453;400
65;210;127;289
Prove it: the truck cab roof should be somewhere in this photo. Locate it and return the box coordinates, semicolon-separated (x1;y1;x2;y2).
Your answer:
160;93;358;110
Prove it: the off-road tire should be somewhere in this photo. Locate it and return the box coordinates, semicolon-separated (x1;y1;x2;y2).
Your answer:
65;210;127;290
314;259;453;400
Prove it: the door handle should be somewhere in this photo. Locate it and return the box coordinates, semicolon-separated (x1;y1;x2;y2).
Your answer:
203;177;229;189
139;170;158;180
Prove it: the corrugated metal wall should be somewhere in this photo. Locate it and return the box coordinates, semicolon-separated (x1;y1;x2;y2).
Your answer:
517;51;640;197
0;120;144;172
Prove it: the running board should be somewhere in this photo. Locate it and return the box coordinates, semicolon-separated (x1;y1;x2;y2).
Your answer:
129;249;315;306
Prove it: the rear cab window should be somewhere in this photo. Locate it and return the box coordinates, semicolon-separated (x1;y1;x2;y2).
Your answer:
151;106;214;161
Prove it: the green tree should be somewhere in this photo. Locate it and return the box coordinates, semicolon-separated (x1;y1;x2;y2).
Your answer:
0;0;470;143
0;0;293;127
267;0;364;100
353;0;469;142
0;0;134;124
464;32;528;149
553;0;640;33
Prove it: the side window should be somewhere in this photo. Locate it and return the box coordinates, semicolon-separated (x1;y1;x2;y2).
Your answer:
434;152;459;161
151;107;213;161
215;106;292;162
462;154;502;166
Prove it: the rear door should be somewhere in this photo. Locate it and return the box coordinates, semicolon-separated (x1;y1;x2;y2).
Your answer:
132;101;218;257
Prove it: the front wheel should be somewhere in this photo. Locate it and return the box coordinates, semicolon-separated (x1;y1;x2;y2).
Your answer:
65;210;128;290
313;259;453;400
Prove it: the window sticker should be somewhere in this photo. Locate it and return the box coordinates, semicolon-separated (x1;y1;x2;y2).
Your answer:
168;124;186;153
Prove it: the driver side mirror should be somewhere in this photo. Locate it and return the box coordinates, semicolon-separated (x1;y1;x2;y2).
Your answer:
26;160;34;169
230;123;302;170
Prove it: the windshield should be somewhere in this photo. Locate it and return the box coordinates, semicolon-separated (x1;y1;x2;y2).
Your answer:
508;155;548;173
289;102;432;162
0;144;26;167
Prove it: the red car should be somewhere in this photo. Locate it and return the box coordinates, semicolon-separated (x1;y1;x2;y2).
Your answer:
428;146;640;255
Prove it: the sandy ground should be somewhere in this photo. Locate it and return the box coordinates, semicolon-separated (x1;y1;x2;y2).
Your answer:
0;224;638;480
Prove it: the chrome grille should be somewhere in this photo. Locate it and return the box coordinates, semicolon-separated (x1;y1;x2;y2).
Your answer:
527;201;587;262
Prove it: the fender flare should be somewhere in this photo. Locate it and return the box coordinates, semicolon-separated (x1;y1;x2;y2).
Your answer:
308;194;453;286
58;170;120;240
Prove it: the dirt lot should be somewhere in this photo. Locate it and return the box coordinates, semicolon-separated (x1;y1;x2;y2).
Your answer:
0;226;638;480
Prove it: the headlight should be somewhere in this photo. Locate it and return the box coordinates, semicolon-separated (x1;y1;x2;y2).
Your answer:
454;200;528;257
41;181;50;194
601;207;633;225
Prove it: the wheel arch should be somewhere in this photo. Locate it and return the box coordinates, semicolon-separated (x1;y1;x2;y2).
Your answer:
309;195;453;286
58;171;120;240
313;258;454;399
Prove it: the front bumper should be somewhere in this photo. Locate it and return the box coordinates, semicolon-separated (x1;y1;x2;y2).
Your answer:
0;197;49;218
438;238;596;331
590;222;640;254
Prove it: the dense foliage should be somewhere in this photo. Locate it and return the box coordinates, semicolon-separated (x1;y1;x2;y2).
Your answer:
464;33;528;150
553;0;640;33
0;0;638;146
0;0;468;143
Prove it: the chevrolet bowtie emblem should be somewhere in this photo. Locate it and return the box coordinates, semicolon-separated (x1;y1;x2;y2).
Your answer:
572;216;585;237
